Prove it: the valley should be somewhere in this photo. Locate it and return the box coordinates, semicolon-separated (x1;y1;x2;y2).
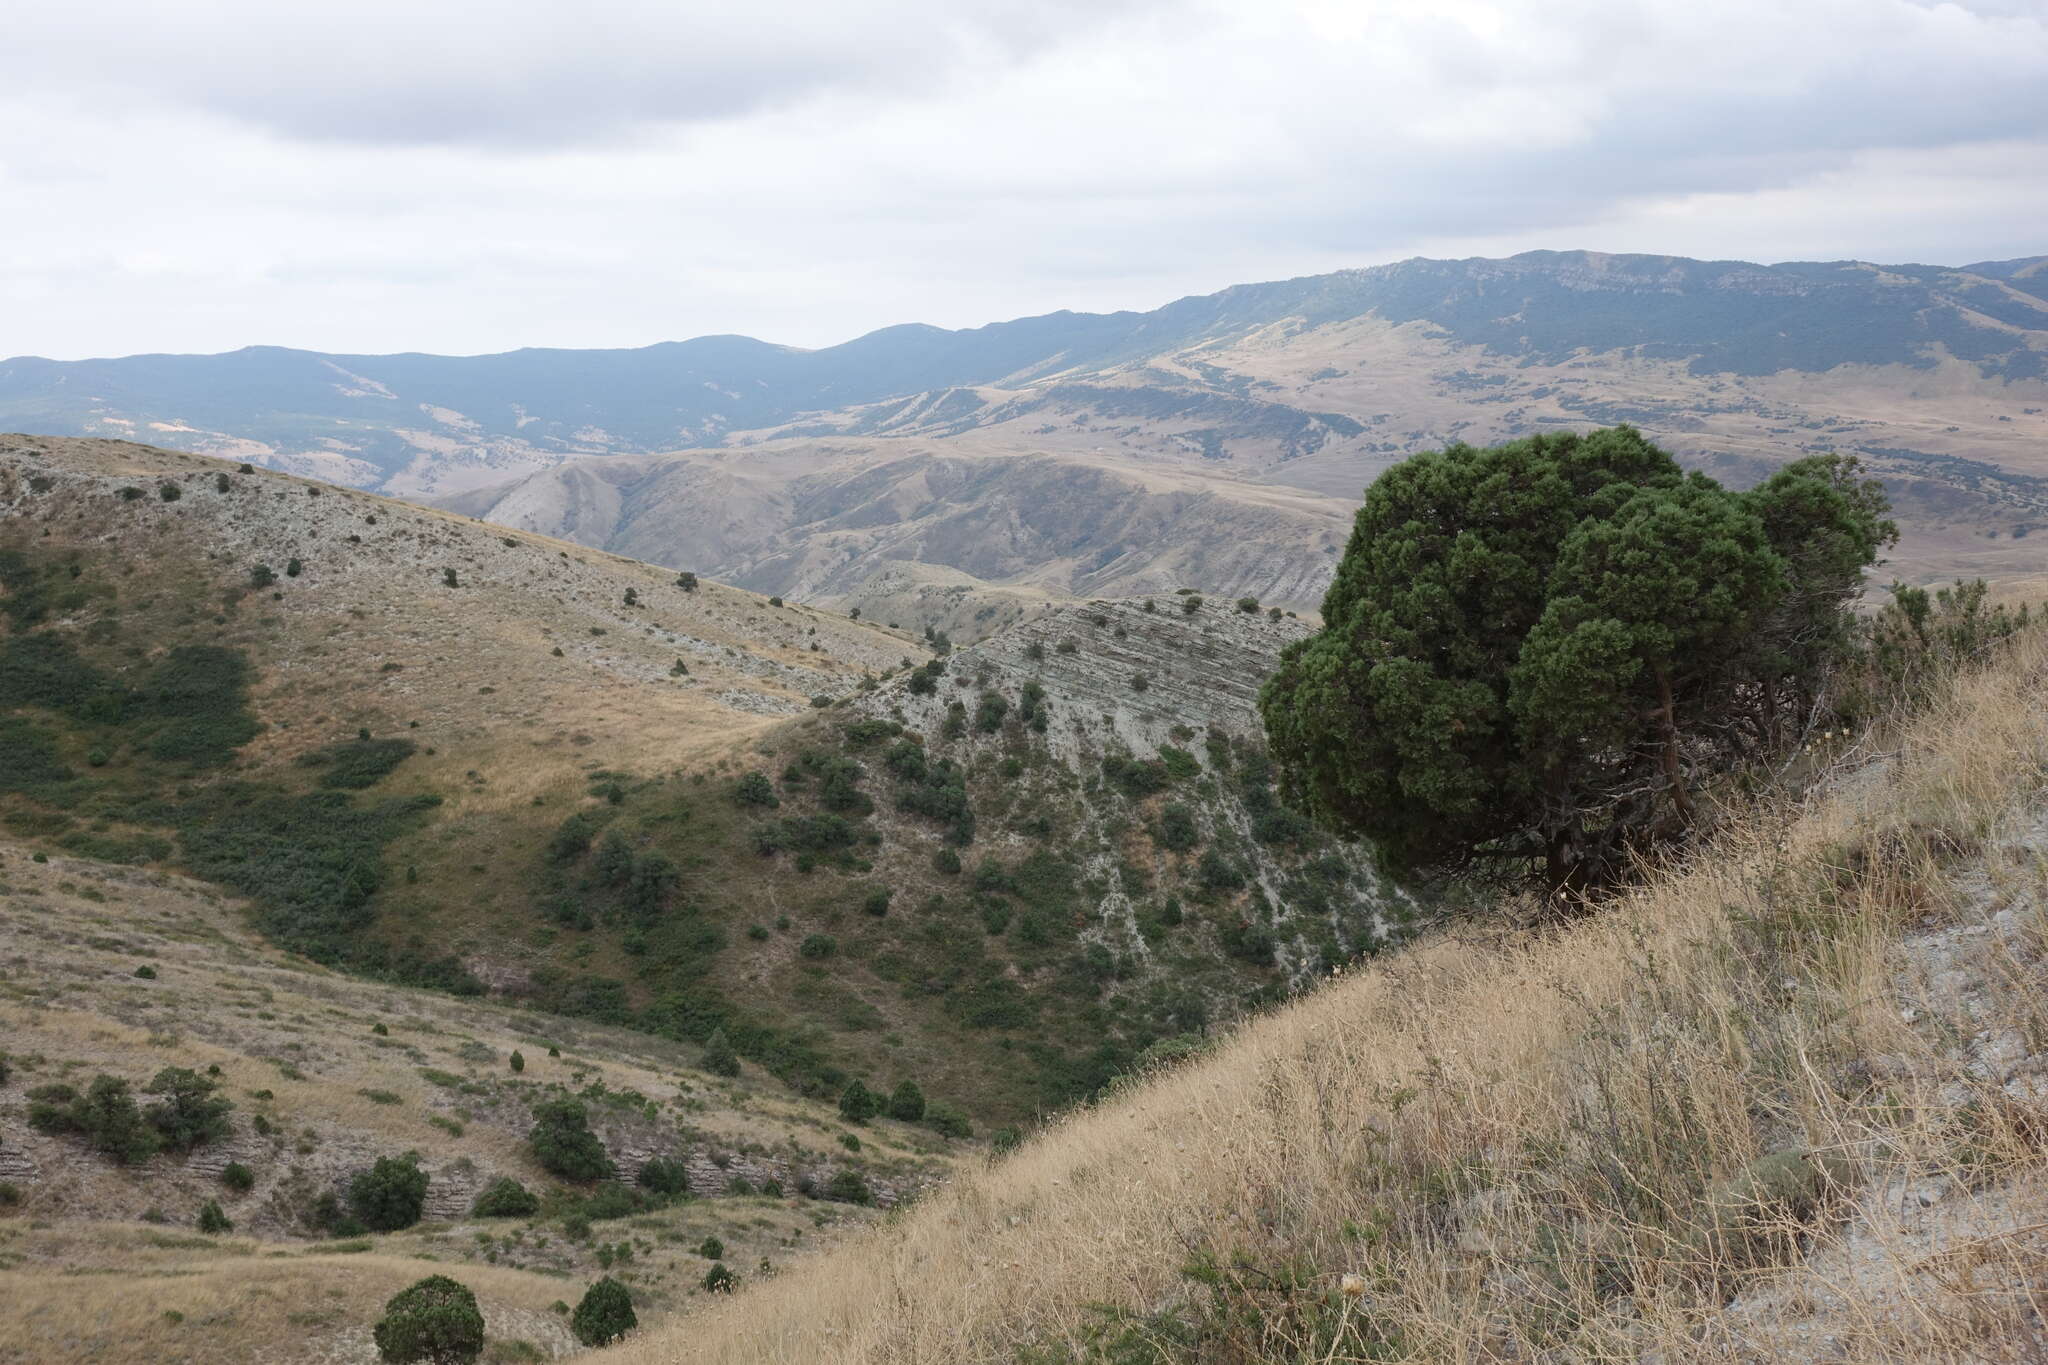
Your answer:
0;433;1415;1359
8;252;2046;637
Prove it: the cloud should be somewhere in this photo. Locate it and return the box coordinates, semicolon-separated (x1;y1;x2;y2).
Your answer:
5;0;1170;147
1;0;2043;359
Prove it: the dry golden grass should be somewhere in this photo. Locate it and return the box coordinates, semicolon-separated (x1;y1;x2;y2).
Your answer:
607;632;2048;1363
0;840;949;1363
0;1238;583;1364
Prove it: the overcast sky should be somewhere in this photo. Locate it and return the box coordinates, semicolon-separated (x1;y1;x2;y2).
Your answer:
3;0;2045;360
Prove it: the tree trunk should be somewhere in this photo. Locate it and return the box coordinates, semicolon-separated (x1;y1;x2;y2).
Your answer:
1655;664;1696;824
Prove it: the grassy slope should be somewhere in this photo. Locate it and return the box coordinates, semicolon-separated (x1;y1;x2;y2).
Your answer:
0;836;949;1364
2;435;1407;1131
602;632;2048;1363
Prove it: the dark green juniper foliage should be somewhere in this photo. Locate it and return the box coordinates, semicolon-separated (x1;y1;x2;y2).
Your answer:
28;1075;161;1163
1261;429;1893;894
838;1079;880;1123
350;1155;429;1232
571;1276;638;1345
471;1176;540;1217
144;1067;234;1151
528;1099;616;1181
373;1275;486;1364
701;1026;742;1077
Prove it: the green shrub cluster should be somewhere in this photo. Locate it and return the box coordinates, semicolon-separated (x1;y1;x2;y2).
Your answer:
529;1099;615;1182
350;1156;428;1232
374;1275;485;1364
295;736;418;789
571;1277;637;1346
472;1177;539;1218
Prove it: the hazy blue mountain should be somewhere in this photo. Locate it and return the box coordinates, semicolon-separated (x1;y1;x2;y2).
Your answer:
6;250;2043;490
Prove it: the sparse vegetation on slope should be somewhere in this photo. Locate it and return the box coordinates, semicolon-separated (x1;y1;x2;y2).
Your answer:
596;628;2048;1363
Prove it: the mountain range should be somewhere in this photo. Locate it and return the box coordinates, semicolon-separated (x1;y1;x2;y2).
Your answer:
7;250;2048;618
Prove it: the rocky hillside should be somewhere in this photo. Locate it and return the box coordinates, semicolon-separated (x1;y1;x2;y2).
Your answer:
0;434;1403;1138
0;832;950;1364
437;443;1352;624
604;625;2048;1365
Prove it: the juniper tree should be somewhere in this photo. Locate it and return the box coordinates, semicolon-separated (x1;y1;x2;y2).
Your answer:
1259;428;1891;895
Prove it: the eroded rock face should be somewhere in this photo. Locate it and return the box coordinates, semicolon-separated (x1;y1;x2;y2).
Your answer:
852;595;1416;991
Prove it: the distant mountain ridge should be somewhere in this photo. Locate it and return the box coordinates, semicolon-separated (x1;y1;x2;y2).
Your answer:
9;250;2047;618
6;250;2044;492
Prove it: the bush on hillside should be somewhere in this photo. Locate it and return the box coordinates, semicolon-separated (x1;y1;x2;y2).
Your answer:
924;1101;972;1139
471;1177;539;1218
823;1170;874;1205
571;1277;637;1346
529;1099;615;1182
837;1080;880;1124
637;1157;690;1196
1261;430;1894;894
350;1155;428;1232
144;1066;234;1151
29;1075;160;1163
196;1199;231;1234
373;1275;485;1364
702;1026;741;1077
886;1080;926;1122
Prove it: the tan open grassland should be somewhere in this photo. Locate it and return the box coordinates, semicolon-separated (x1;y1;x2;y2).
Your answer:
603;632;2048;1363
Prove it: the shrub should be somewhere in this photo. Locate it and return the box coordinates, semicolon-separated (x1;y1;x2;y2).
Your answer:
0;1053;10;1087
296;737;417;789
159;482;182;502
798;934;836;960
31;1075;160;1163
250;564;277;588
1180;595;1202;615
508;1050;524;1074
837;1080;880;1124
623;588;638;607
529;1099;615;1182
472;1177;540;1218
214;472;231;493
1237;596;1259;613
768;596;784;608
350;1156;428;1232
701;1261;736;1293
823;1170;873;1205
142;1066;233;1151
1130;672;1150;692
442;567;459;588
973;692;1008;732
0;1182;19;1209
196;1199;231;1234
676;572;698;591
637;1157;690;1197
731;770;779;808
1156;802;1199;852
886;1080;926;1123
1197;849;1246;893
134;965;157;979
571;1277;637;1346
702;1027;741;1078
696;1234;724;1259
373;1275;485;1364
932;847;961;876
861;888;892;917
924;1102;972;1139
992;1125;1024;1154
